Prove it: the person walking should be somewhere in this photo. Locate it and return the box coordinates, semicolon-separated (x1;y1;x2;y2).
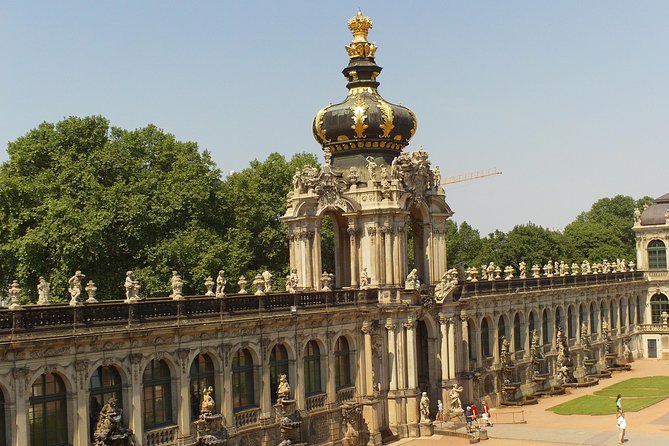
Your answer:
617;412;626;444
616;394;623;415
481;400;492;427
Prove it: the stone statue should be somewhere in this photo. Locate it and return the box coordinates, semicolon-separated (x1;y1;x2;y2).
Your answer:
360;267;370;289
420;392;430;422
68;270;85;306
285;269;298;293
633;207;641;224
277;374;291;402
36;276;51;305
543;262;553;277
365;156;378;182
253;273;265;295
170;271;184;299
494;265;502;280
7;280;22;310
581;260;591;274
405;268;420;290
531;264;541;278
519;261;527;279
200;386;215;416
204;277;215;296
237;276;248;294
662;311;669;326
124;271;140;302
215;270;227;297
437;400;444;421
433;166;442;192
434;269;458;302
571;262;580;275
262;270;272;293
85;280;98;303
448;384;463;413
93;397;136;446
480;264;488;281
486;262;495;281
346;166;360;185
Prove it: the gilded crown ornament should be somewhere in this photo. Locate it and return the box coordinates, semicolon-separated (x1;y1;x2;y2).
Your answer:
346;10;377;59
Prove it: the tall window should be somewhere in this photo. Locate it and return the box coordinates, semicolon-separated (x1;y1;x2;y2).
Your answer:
304;341;322;395
89;366;122;440
269;344;289;403
334;337;352;389
29;373;68;446
648;240;667;270
481;319;491;357
567;307;574;339
650;293;669;324
528;311;535;341
1;388;6;446
542;310;549;345
513;313;522;351
497;316;506;352
143;360;173;429
190;354;215;420
232;349;255;411
590;302;597;333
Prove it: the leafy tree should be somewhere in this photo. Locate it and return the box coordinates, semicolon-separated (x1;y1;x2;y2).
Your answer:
446;220;483;267
0;116;225;301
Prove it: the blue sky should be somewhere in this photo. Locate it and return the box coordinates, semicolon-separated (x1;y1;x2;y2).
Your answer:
3;1;667;234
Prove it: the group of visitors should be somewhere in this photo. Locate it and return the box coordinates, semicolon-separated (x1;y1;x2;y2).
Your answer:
464;400;492;432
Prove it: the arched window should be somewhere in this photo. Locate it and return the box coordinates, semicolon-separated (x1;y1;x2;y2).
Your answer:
190;354;215;420
143;360;173;429
590;302;597;333
648;240;667;270
578;305;584;332
600;302;607;328
29;373;68;446
567;307;574;339
232;349;255;411
467;322;476;360
89;366;122;440
513;313;522;351
619;302;625;328
628;299;635;326
650;293;669;324
334;337;351;389
270;344;289;403
1;388;6;446
542;310;549;345
481;319;491;357
304;341;322;395
528;312;535;341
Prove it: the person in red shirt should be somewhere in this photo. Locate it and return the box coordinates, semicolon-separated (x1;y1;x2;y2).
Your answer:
481;400;492;427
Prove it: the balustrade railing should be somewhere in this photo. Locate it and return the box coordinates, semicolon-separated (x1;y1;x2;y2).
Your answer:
636;323;669;333
336;386;356;403
144;425;178;446
234;407;260;428
305;393;327;411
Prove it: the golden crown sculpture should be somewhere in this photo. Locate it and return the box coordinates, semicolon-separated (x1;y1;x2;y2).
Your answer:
346;10;377;59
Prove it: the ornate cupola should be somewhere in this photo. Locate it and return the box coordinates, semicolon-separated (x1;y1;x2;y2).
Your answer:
312;11;417;168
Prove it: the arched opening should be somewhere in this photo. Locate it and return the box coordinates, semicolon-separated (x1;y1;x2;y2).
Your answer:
270;344;290;403
513;313;522;351
416;320;430;392
232;349;255;411
567;307;574;339
628;299;635;326
497;316;507;353
600;301;607;329
648;240;667;270
542;310;549;345
619;301;625;329
590;302;598;333
610;301;617;329
481;318;491;358
650;293;669;324
319;212;348;287
578;304;585;335
637;296;644;324
555;307;563;331
190;354;215;420
143;360;173;429
334;337;352;389
528;311;536;342
407;207;428;285
467;322;476;362
304;341;322;396
30;373;68;446
89;365;123;440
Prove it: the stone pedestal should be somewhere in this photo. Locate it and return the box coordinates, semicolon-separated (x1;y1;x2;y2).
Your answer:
419;421;434;437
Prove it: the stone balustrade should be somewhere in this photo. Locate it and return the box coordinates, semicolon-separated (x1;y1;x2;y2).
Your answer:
336;386;356;403
144;425;178;446
305;392;327;411
234;407;260;428
636;323;669;333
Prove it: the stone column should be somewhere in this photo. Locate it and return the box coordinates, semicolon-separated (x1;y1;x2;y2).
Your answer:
348;221;359;288
313;225;322;289
392;222;402;287
11;368;29;446
386;319;398;390
327;339;337;405
448;318;456;380
438;314;449;382
128;353;144;440
295;337;305;409
176;350;192;438
404;318;420;436
74;360;90;446
460;316;470;373
367;226;379;286
383;223;393;286
260;345;272;417
302;230;312;289
422;223;433;285
362;321;374;395
399;223;407;286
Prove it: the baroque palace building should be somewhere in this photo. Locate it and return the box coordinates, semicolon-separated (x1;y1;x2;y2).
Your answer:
1;11;669;446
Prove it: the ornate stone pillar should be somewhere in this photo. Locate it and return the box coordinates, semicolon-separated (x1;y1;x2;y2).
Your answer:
176;348;192;437
385;319;398;390
361;321;374;395
327;336;337;405
348;220;359;288
460;316;470;373
367;226;379;286
438;314;449;382
128;353;144;440
302;229;312;289
448;318;456;380
74;360;90;446
295;335;306;409
383;223;393;286
392;222;402;287
404;317;420;436
260;341;272;417
11;367;30;446
422;223;433;285
220;344;234;429
313;225;322;289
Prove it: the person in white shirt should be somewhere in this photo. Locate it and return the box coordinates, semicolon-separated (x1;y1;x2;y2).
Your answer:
616;413;626;444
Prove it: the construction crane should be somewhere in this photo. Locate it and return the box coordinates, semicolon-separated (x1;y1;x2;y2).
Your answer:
441;167;502;185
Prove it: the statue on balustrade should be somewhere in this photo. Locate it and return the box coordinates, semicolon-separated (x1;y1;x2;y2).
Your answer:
215;270;227;297
68;270;85;306
124;271;141;302
262;270;273;293
519;261;527;279
277;374;291;403
37;276;51;305
170;271;184;299
360;267;370;289
93;397;136;446
405;268;420;290
285;269;299;293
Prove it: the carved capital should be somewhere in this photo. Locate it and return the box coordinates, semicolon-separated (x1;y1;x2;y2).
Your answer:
403;317;415;330
384;318;396;331
367;226;377;237
176;348;190;374
361;320;372;335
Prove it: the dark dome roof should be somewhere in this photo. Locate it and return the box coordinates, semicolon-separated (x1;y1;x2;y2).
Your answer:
640;193;669;226
312;11;417;156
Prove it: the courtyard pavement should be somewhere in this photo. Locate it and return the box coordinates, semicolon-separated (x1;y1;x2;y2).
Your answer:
394;359;669;445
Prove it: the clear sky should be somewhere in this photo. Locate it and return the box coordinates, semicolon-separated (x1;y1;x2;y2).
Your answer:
3;1;668;235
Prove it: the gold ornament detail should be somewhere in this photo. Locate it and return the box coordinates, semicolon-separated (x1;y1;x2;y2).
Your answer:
409;109;418;138
314;105;330;143
351;97;369;138
378;99;395;138
345;10;377;59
